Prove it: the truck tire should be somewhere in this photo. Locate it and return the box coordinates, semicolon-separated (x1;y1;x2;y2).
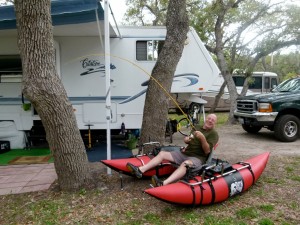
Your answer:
274;114;300;142
242;124;262;133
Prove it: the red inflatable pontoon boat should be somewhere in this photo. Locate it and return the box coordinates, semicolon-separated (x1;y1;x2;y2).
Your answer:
144;152;270;205
101;154;176;177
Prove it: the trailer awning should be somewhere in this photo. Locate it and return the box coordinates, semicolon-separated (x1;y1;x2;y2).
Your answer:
0;0;104;30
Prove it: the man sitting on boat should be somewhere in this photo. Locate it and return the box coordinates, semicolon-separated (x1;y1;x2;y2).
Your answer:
127;113;219;187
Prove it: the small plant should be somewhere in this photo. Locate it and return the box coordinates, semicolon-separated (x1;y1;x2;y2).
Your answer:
79;188;87;195
22;103;31;111
126;133;138;150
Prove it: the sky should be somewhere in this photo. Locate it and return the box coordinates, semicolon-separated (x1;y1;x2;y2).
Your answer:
108;0;127;24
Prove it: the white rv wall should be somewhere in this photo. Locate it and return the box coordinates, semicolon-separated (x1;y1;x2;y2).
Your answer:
0;26;221;132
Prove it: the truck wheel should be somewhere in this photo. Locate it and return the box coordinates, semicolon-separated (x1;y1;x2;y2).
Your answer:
274;114;300;142
242;124;262;133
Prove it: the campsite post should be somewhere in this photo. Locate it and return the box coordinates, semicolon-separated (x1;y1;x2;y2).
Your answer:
104;0;112;175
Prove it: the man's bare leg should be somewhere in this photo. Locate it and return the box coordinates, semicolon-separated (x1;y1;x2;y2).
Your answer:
139;151;174;173
162;160;193;185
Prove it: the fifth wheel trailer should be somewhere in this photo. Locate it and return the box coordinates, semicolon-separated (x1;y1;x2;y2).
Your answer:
0;0;220;148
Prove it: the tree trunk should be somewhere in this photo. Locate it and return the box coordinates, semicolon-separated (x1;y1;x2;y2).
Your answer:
139;0;189;147
209;81;227;113
14;0;90;191
215;20;238;123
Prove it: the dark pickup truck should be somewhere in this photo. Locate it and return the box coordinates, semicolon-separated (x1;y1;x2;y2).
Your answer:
234;77;300;142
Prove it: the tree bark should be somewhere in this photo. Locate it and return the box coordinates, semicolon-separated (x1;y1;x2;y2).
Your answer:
209;81;227;113
14;0;90;191
139;0;189;147
214;1;238;123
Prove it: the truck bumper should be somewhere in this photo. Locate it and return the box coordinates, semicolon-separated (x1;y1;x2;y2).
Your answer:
234;111;278;125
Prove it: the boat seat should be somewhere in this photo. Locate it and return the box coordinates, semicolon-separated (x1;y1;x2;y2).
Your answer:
206;142;218;164
183;143;219;180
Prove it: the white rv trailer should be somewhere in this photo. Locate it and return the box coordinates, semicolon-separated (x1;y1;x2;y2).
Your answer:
0;0;220;148
169;71;279;112
195;71;279;111
233;71;278;94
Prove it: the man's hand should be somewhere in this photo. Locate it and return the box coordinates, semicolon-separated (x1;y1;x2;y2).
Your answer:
193;131;210;155
184;136;191;144
193;131;204;140
181;147;186;153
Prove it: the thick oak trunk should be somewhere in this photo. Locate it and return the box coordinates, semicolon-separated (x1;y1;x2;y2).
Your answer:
14;0;90;191
140;0;189;147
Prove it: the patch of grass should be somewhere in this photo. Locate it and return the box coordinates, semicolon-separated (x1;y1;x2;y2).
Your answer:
285;166;294;173
215;112;229;126
79;188;87;195
252;188;264;196
203;215;237;225
0;148;52;165
289;175;300;182
236;207;258;219
262;177;285;184
131;198;140;206
226;194;241;203
281;223;294;225
143;213;162;224
182;212;199;223
258;204;274;212
291;156;300;164
258;218;275;225
288;201;299;210
169;112;229;127
125;210;135;219
162;206;175;214
28;199;67;224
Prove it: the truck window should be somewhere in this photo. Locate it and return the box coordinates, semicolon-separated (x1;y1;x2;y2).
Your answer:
0;55;22;83
271;78;277;87
136;40;164;61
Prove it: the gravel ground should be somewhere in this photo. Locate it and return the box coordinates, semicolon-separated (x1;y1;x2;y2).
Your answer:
169;124;300;161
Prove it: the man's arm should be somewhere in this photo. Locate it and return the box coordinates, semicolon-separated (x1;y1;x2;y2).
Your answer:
194;131;211;155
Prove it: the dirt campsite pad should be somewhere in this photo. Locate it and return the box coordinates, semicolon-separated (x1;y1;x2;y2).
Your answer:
214;124;300;158
0;124;299;224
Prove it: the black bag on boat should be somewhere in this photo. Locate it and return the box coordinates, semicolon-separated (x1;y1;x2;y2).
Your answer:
203;158;233;177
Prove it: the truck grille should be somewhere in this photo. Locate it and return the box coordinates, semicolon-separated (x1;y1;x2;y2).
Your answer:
236;100;257;113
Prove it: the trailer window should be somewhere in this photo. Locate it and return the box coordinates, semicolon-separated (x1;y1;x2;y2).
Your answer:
233;77;245;86
264;77;270;89
136;40;164;61
0;55;22;83
233;76;262;89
